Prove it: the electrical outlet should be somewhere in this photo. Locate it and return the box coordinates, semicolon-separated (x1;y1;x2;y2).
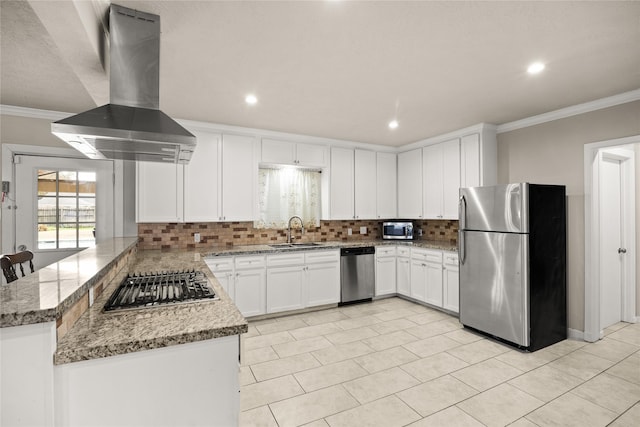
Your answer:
89;287;94;306
347;228;353;236
194;233;201;243
360;226;367;235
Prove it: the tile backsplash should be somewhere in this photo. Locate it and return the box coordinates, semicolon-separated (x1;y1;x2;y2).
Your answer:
138;220;458;250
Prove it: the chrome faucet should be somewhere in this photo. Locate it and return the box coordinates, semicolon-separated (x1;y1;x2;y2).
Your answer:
287;216;304;243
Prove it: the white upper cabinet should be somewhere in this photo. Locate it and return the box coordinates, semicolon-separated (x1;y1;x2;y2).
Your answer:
137;130;255;223
460;129;497;189
376;152;397;219
136;162;183;223
422;139;460;220
261;138;327;167
397;148;423;218
354;149;376;219
221;134;257;221
330;148;378;220
184;132;221;222
329;147;355;220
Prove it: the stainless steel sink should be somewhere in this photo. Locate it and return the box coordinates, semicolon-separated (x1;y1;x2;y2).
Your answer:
269;242;321;248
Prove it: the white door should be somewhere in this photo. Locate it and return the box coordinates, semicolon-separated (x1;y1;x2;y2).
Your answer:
235;269;266;317
14;155;114;270
599;156;623;328
266;266;305;313
221;134;257;221
330;147;355;220
354;149;376;219
306;262;340;306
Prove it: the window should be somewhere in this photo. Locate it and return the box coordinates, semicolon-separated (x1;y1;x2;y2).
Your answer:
37;170;96;249
256;167;321;229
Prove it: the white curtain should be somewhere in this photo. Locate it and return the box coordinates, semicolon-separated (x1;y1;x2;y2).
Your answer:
256;168;321;229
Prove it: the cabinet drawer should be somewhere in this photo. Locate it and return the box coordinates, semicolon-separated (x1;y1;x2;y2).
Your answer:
396;246;411;257
443;252;459;266
305;250;339;264
376;246;396;257
267;252;305;267
411;248;443;263
205;257;234;272
235;255;266;269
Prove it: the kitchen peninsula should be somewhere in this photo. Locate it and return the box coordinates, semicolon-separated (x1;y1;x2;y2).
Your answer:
0;237;247;427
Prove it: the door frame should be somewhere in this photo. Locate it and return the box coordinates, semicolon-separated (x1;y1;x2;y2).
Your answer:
584;135;638;342
1;143;132;256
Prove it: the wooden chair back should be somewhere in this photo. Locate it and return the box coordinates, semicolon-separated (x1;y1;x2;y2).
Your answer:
1;251;35;283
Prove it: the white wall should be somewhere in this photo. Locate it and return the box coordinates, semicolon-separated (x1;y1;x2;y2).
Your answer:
497;100;640;331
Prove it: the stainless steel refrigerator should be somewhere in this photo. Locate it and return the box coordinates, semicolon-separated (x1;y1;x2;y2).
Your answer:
458;183;566;351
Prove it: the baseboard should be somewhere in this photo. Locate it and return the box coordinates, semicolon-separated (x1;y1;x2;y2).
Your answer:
567;328;585;341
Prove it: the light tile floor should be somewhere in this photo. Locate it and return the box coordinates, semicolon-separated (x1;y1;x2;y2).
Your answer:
239;297;640;427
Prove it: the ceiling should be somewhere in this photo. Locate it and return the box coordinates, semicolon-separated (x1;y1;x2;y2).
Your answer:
1;1;639;146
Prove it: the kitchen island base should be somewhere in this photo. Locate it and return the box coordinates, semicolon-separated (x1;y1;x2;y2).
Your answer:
54;334;240;427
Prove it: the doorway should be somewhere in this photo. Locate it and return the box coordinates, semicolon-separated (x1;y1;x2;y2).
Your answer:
584;137;638;342
14;155;114;270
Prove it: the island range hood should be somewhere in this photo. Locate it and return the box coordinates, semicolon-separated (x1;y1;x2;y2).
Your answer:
51;4;196;163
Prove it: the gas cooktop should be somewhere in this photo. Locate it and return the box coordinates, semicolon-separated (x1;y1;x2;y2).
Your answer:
103;270;217;312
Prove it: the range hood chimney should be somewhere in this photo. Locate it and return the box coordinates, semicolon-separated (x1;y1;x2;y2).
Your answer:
51;4;196;163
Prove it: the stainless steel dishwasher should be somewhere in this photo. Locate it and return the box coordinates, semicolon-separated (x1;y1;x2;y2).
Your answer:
340;246;375;304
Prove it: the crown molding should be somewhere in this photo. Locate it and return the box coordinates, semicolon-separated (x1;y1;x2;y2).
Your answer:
398;123;498;152
496;89;640;134
0;104;71;121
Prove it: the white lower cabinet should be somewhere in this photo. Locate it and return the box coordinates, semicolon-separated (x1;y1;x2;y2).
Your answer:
305;251;340;307
263;250;340;315
375;246;396;296
396;246;411;297
443;252;459;313
411;248;444;307
206;256;266;317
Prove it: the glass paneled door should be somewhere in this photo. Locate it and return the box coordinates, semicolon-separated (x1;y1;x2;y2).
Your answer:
14;155;114;271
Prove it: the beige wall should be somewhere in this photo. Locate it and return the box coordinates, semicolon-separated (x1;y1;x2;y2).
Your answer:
497;100;640;332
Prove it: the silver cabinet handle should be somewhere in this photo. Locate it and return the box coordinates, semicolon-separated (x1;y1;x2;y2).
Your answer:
618;248;627;254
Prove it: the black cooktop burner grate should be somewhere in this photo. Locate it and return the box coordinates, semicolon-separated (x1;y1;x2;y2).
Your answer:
103;270;217;312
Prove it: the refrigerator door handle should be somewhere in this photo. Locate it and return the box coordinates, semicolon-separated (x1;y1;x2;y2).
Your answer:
459;195;466;264
459;195;467;230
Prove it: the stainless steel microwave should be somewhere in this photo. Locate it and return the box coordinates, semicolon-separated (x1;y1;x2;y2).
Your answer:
382;221;414;240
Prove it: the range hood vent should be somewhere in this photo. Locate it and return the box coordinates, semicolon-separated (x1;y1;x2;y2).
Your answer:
51;4;196;164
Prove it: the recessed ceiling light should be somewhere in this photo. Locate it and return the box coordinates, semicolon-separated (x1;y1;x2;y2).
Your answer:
388;120;399;129
527;62;545;74
245;94;258;105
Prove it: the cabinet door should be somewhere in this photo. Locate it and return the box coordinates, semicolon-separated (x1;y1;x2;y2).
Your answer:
397;149;423;218
330;147;355;220
442;139;460;219
235;269;266;317
396;257;411;296
460;133;480;188
410;259;427;302
306;262;340;307
376;152;397;219
184;132;220;222
214;272;234;300
261;139;295;164
354;149;376;219
422;144;443;219
296;143;327;167
222;134;256;221
136;162;183;222
425;262;443;307
444;266;459;313
266;266;305;313
375;256;396;296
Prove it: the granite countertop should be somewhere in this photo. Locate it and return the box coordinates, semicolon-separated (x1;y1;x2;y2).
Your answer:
202;239;458;257
0;237;139;328
54;249;247;365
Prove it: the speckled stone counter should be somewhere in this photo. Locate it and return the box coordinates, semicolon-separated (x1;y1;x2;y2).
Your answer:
54;249;247;365
0;237;139;327
202;239;457;257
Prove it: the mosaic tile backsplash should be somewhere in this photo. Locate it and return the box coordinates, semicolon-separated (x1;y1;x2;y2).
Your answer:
138;220;458;250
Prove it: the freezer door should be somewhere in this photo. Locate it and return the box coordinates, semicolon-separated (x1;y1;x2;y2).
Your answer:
459;183;528;233
459;230;529;347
